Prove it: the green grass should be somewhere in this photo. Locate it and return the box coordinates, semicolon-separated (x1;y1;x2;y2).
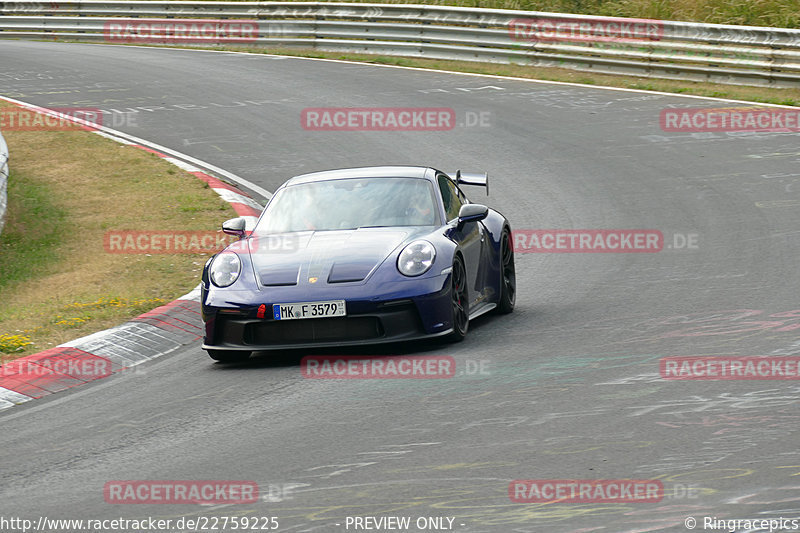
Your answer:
0;170;68;289
0;101;238;359
224;0;800;28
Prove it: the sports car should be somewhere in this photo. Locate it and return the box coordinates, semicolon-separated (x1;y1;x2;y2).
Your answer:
201;166;515;362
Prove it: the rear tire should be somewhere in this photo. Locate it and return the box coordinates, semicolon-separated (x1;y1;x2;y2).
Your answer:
207;349;251;363
446;255;469;342
497;228;516;314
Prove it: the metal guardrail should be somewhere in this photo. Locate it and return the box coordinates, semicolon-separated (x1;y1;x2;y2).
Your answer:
0;129;8;237
1;2;799;87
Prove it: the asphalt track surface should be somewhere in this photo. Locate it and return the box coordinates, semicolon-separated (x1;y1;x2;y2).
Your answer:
2;41;800;533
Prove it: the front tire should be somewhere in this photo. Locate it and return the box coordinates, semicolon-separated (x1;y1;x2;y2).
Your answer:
207;349;251;363
446;255;469;342
497;228;516;314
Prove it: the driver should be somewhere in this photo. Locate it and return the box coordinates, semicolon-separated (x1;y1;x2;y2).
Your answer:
404;183;434;225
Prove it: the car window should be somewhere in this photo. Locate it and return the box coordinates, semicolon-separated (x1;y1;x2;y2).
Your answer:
254;177;438;233
438;174;465;221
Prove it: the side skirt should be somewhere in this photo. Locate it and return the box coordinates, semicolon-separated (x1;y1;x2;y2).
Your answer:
468;302;497;321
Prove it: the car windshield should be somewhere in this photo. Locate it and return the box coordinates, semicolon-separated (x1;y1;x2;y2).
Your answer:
254;177;438;233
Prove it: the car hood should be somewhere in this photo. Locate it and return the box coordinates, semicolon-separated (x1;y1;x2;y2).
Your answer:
247;227;431;287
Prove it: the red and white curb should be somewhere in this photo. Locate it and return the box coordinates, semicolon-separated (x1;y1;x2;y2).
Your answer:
0;288;203;409
0;98;269;411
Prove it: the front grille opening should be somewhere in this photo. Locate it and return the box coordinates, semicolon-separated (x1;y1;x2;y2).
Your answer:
244;317;384;345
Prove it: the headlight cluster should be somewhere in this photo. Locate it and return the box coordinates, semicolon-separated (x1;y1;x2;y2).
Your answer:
210;253;242;287
397;240;435;277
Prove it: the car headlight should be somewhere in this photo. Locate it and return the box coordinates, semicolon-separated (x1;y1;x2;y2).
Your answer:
397;240;436;277
209;252;242;287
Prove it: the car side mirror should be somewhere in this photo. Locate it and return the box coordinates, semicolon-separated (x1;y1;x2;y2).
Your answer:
457;204;489;227
222;217;246;238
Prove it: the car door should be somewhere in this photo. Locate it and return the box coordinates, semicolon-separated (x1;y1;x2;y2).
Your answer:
437;174;486;308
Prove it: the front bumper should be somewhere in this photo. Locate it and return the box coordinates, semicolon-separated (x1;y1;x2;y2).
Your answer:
202;274;453;351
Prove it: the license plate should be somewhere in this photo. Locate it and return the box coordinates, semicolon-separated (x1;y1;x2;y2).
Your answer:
272;300;346;320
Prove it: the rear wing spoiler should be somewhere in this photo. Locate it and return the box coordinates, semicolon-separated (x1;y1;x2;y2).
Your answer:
453;170;489;196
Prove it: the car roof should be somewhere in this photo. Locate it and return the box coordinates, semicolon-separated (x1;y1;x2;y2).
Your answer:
284;166;436;187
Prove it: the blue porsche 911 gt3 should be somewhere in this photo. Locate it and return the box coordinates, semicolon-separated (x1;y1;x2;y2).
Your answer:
201;166;515;362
